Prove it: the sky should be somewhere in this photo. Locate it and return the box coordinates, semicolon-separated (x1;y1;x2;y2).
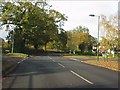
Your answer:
48;0;118;38
0;1;119;40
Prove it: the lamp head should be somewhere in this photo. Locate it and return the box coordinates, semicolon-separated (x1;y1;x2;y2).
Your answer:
89;14;95;17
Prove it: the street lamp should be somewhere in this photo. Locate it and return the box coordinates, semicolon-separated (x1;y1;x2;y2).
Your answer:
11;30;14;53
6;13;15;53
89;14;100;61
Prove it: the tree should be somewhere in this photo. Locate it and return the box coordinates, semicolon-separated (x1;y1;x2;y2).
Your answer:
66;31;76;51
66;25;97;54
0;2;67;52
87;35;97;52
58;31;68;50
46;31;68;51
67;26;90;53
101;15;118;51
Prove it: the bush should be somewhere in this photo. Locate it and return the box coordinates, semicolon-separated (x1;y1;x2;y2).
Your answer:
75;50;81;55
6;53;28;57
82;52;96;56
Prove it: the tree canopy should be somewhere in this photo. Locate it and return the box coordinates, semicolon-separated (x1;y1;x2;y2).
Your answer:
100;15;118;51
0;2;67;52
66;26;97;53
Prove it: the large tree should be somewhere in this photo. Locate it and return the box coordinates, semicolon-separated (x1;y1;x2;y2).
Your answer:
0;2;67;52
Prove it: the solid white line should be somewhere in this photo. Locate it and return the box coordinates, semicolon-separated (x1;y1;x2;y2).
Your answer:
58;63;65;68
70;70;93;85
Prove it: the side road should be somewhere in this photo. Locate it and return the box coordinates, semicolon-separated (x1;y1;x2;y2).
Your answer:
2;55;29;77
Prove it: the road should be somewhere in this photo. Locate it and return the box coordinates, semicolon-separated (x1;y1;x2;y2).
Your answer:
2;55;119;88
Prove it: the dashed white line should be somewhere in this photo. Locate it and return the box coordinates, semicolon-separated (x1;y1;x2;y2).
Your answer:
52;60;55;62
48;56;52;59
48;56;65;68
17;58;26;64
70;58;77;60
58;63;65;68
70;70;93;85
70;58;79;62
81;61;84;62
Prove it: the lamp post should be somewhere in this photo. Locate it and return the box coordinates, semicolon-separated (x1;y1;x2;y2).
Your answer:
89;14;100;61
11;30;14;53
6;13;15;53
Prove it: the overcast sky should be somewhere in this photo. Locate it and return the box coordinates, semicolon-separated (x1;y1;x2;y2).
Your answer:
0;1;118;40
48;1;118;38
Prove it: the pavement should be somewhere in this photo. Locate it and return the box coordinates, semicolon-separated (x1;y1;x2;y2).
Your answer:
2;54;119;88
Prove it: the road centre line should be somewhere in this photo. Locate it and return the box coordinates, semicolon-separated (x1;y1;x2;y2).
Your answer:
58;63;65;68
52;60;55;62
50;57;52;59
48;56;52;59
48;56;56;62
70;70;93;85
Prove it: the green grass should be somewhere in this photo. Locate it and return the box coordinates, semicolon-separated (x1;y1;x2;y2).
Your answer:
6;53;28;57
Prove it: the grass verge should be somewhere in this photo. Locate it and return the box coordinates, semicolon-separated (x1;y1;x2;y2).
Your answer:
63;55;102;59
82;59;119;72
5;53;28;58
63;55;119;72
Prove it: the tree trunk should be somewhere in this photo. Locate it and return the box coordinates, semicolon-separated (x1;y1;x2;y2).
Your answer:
44;43;47;51
34;43;38;50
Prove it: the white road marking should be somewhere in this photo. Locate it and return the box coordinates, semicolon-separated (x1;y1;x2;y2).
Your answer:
48;56;56;62
71;58;77;60
52;60;55;62
81;61;84;62
70;70;93;85
48;56;52;59
58;63;65;68
17;59;25;64
70;58;79;62
17;57;28;64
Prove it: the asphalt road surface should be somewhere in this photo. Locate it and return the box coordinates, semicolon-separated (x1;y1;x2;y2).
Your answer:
2;55;119;88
